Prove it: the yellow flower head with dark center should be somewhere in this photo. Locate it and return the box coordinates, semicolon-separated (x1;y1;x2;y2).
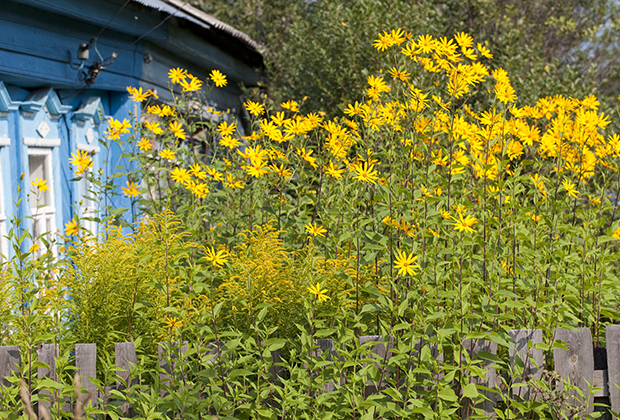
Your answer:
122;181;141;198
168;67;187;84
305;222;327;237
137;138;152;152
351;161;379;184
203;245;228;267
64;219;80;236
244;101;264;116
69;150;93;175
307;282;330;302
159;149;175;160
393;250;419;277
169;121;186;139
31;178;49;192
209;69;227;87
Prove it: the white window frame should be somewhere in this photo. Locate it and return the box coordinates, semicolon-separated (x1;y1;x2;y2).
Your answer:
78;163;98;236
28;148;56;255
0;155;7;260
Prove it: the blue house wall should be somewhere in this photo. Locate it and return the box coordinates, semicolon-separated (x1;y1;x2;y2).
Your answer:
0;0;262;258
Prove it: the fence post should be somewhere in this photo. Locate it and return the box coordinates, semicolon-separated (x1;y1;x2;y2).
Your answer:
115;342;137;416
508;329;543;400
310;338;342;392
75;343;97;409
606;325;620;413
553;328;594;413
359;335;393;396
0;346;20;388
461;338;497;419
37;344;59;418
158;341;188;397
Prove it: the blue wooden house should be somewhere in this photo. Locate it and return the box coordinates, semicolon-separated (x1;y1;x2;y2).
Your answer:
0;0;263;257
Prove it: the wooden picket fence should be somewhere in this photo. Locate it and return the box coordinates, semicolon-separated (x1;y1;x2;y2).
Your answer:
2;326;620;418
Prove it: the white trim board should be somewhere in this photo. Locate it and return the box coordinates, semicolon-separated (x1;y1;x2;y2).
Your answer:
77;143;100;154
24;137;61;147
0;137;9;146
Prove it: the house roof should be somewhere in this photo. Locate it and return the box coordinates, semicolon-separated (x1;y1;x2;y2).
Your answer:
131;0;263;68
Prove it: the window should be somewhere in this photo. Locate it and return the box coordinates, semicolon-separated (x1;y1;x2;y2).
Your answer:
28;148;56;255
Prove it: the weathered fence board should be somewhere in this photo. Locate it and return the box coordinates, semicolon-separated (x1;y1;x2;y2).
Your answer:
607;325;620;412
508;329;543;400
158;341;188;396
115;342;137;416
462;339;497;419
0;345;19;387
359;335;393;396
75;343;97;408
37;344;58;418
553;328;595;413
0;328;618;417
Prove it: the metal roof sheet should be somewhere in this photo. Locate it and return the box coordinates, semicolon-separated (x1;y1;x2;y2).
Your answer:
131;0;261;52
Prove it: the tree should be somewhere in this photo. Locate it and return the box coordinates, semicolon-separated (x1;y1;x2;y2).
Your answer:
196;0;620;116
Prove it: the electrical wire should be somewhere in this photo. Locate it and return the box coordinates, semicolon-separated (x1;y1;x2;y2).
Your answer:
115;1;191;55
75;0;191;88
94;0;133;40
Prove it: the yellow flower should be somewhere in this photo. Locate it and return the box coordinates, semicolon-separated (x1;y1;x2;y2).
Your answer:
324;161;345;179
122;181;141;198
613;227;620;239
296;147;318;169
144;120;163;135
126;86;151;102
305;222;327;237
451;212;478;233
189;164;207;180
69;150;93;175
106;118;131;140
159;149;175;160
562;179;579;198
244;101;264;116
137;138;152;152
220;135;240;149
31;178;49;192
168;68;187;84
393;250;420;276
203;245;228;267
209;69;227;87
281;100;300;113
180;75;203;92
307;282;330;302
169;121;186;139
170;167;191;185
217;121;236;137
351;161;379;184
164;316;183;329
270;163;292;178
64;219;80;236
